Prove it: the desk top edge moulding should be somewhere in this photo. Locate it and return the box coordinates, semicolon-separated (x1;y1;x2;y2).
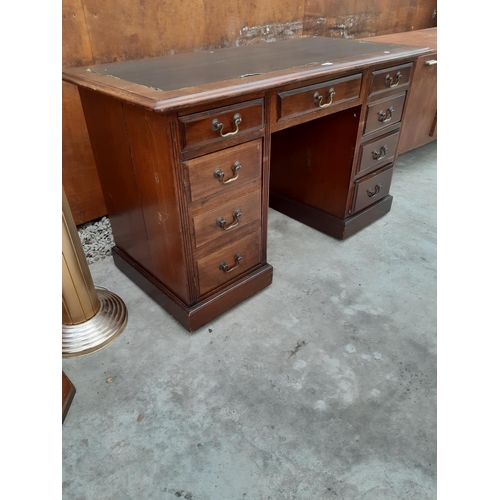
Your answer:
63;36;433;332
62;37;431;112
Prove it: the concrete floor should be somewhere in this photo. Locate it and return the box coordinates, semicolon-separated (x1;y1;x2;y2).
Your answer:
62;141;437;500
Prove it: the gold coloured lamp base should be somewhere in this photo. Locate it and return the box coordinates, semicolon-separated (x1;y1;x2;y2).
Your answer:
62;187;128;358
62;286;128;358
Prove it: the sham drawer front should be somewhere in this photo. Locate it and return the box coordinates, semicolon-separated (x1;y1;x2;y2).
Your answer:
364;93;406;136
277;73;362;121
357;130;400;176
184;139;262;207
352;165;394;213
196;230;262;296
192;190;262;249
369;63;412;96
179;99;264;151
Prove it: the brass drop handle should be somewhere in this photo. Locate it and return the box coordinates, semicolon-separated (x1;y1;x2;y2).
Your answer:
211;113;242;137
385;71;402;88
313;88;335;108
217;209;242;231
219;253;243;273
367;184;382;197
378;106;394;123
214;161;241;184
372;145;388;160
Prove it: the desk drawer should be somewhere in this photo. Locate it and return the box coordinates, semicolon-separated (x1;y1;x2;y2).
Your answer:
369;63;412;96
179;99;264;151
196;230;261;296
364;93;406;136
352;165;394;213
192;190;261;249
357;130;400;176
184;139;262;207
277;73;362;121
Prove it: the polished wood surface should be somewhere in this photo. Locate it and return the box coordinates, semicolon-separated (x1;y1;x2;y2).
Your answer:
361;28;437;153
67;37;430;330
64;38;429;113
62;1;437;224
364;92;407;136
277;73;362;121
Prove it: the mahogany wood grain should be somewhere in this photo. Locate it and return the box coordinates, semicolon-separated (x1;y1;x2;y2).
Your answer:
360;28;437;153
356;130;400;177
121;104;191;303
196;230;262;296
363;92;406;135
269;190;393;240
352;165;394;213
63;38;430;113
277;73;362;121
270;107;360;219
184;139;262;210
192;190;261;250
179;100;264;153
112;247;273;332
62;82;107;225
398;52;437;153
78;89;153;272
369;63;412;96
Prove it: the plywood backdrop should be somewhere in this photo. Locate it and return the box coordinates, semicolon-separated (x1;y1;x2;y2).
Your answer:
63;0;437;224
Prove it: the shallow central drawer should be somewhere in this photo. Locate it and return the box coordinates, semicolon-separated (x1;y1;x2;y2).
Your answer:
196;230;261;296
277;73;362;121
192;190;261;249
184;139;262;207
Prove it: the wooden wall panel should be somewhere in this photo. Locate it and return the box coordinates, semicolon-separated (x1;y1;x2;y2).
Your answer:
303;0;436;39
62;0;437;225
79;0;304;64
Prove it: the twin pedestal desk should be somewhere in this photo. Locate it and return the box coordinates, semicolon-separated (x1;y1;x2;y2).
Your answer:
63;37;432;332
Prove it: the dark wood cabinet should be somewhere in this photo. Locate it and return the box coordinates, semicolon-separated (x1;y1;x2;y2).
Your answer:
361;28;437;153
63;37;431;331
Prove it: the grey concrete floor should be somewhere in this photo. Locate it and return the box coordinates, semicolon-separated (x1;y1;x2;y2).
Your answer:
62;141;437;500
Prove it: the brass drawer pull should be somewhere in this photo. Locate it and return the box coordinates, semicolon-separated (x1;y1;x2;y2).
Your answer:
372;145;388;160
219;253;243;273
217;209;242;231
214;161;241;184
385;71;402;88
378;106;395;123
367;184;382;197
211;113;242;137
313;88;335;108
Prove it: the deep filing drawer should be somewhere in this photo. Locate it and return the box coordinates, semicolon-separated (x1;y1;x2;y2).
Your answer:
369;63;412;96
179;99;264;151
196;230;261;296
277;73;362;121
184;139;262;207
364;93;406;136
357;130;400;177
352;165;394;213
192;190;261;249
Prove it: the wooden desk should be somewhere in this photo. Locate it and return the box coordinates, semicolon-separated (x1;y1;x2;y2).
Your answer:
361;28;437;153
63;37;431;332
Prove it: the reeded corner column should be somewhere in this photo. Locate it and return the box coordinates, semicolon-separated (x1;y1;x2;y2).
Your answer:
62;189;128;357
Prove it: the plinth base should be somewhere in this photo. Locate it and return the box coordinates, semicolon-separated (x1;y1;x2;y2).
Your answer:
62;287;128;358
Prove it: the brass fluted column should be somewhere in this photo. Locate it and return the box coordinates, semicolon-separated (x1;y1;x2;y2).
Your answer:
62;189;128;358
62;191;100;325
